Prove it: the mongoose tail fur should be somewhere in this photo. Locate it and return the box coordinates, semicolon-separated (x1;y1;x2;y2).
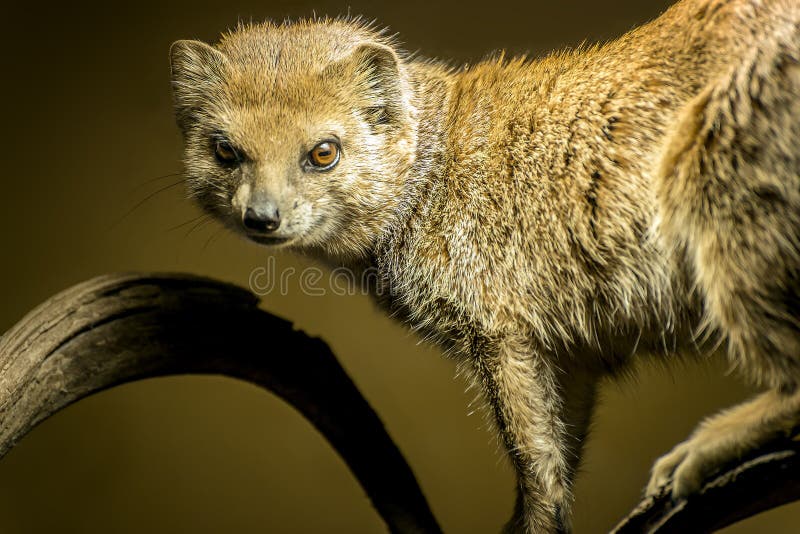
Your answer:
169;0;800;531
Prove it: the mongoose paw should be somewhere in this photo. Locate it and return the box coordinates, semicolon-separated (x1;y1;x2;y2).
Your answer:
645;440;690;498
648;389;800;501
645;431;738;501
646;426;770;501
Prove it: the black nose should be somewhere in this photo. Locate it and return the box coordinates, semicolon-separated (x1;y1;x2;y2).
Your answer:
243;205;280;233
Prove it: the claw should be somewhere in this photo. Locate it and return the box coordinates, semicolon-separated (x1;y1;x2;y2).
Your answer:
645;441;690;498
670;452;702;499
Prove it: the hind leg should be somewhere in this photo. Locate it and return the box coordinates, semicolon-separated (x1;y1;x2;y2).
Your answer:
647;388;800;498
649;24;800;499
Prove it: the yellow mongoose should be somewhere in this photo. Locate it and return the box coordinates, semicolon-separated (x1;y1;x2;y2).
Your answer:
169;0;800;531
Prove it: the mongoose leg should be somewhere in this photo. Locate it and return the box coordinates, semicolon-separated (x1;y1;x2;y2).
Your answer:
474;336;597;533
647;388;800;499
650;21;800;500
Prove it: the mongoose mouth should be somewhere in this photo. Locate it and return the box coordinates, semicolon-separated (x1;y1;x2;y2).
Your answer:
246;234;292;246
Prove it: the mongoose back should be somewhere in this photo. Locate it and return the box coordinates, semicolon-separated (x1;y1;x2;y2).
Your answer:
169;0;800;531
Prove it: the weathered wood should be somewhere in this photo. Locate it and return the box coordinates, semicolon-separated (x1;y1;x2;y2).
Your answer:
0;273;441;534
3;272;800;532
612;437;800;533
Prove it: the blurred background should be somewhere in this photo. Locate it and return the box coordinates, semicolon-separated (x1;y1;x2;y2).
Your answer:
0;0;796;532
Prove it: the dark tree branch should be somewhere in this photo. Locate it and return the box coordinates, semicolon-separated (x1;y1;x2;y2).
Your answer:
0;273;441;534
3;273;800;533
611;437;800;533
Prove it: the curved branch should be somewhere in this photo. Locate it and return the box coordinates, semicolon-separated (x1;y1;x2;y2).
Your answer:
611;437;800;533
6;272;800;533
0;273;441;534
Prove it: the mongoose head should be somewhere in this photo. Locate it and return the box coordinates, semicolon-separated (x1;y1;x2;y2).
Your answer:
170;20;418;260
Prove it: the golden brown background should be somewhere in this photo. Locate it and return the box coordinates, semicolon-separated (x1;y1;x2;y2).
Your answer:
1;0;797;532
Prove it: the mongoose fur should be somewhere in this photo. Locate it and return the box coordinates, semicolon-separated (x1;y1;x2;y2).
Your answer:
169;0;800;531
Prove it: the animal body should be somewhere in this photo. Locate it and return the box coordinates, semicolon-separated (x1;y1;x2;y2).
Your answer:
169;0;800;531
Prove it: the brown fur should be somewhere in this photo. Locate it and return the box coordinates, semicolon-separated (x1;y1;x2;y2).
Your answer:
170;1;800;531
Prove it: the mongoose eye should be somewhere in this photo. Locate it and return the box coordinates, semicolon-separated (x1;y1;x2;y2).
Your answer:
214;139;239;165
308;141;340;170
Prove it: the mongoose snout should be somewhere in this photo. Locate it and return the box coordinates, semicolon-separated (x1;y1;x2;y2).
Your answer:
243;204;281;233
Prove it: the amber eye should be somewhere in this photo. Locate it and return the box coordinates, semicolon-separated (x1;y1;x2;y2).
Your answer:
214;140;239;165
308;141;340;170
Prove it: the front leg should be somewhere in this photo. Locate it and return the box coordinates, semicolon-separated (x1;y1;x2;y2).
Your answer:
473;335;597;533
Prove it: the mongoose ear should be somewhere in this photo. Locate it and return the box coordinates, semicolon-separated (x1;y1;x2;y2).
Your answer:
169;40;228;128
347;42;411;129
